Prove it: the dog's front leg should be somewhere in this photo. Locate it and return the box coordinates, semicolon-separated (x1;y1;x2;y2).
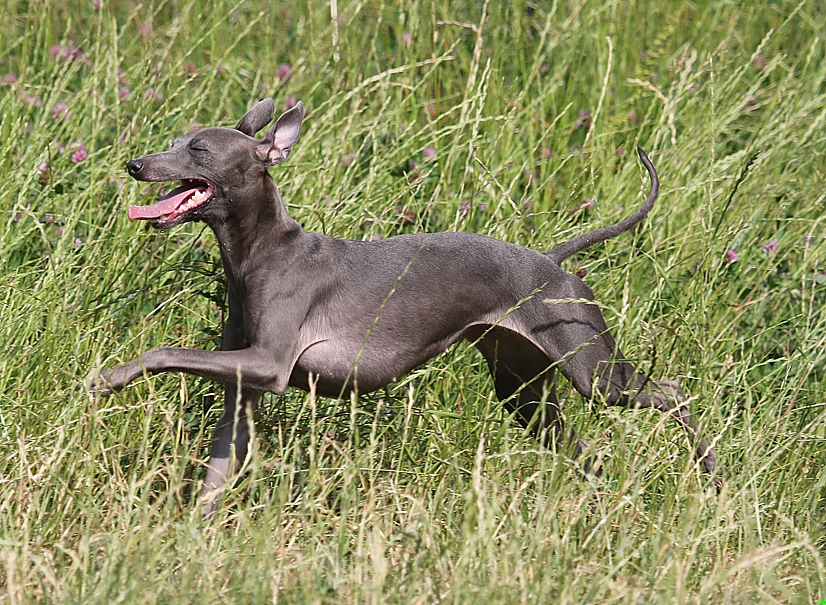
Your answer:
96;346;282;393
201;382;262;516
201;289;263;516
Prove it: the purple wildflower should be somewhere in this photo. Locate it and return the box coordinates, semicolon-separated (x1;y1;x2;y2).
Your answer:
74;237;82;248
143;87;162;102
118;86;131;100
459;201;471;214
49;44;62;59
3;73;17;85
43;214;54;223
138;22;151;37
752;53;766;72
426;103;437;118
52;102;69;122
762;240;777;253
60;44;84;62
575;109;591;129
403;31;411;45
543;147;552;160
278;63;293;83
576;268;587;278
725;249;739;263
422;147;437;160
118;67;127;85
285;95;296;109
70;143;88;163
25;95;43;107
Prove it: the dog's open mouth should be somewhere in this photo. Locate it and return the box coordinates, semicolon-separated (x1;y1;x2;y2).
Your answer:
128;179;214;226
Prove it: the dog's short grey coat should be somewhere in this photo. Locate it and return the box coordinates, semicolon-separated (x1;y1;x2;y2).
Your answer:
95;99;718;514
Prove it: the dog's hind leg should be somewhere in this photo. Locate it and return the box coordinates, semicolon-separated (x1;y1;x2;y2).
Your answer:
562;338;716;478
586;359;716;480
618;378;717;476
472;327;589;465
529;275;717;479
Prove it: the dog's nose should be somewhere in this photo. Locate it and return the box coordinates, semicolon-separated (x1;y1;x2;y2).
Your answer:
126;159;144;176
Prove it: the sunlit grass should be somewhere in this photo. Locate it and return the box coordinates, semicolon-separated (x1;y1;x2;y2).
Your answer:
1;0;825;602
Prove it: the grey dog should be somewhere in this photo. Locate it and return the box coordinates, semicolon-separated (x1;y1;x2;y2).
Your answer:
94;98;718;513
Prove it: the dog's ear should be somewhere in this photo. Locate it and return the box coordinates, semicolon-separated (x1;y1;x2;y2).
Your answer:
236;98;276;136
256;102;304;165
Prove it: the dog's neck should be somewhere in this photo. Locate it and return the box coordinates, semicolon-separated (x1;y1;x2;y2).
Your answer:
208;173;301;295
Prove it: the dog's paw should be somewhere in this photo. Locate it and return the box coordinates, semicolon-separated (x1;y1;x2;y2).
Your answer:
76;369;105;395
82;365;132;396
701;449;724;493
80;370;112;396
695;442;724;493
652;379;686;401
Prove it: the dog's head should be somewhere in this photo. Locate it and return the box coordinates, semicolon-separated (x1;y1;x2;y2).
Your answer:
125;98;303;229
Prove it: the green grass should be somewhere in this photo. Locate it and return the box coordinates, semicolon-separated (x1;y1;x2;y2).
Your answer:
1;0;826;602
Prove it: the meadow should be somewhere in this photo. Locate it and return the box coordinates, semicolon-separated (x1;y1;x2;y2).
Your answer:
1;0;826;602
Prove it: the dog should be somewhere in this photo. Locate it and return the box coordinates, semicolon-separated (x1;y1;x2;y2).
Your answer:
93;98;718;513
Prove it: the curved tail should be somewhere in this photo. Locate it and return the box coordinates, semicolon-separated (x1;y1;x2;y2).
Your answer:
546;146;659;264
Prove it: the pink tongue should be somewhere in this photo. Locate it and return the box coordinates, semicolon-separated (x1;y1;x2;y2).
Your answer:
128;184;197;220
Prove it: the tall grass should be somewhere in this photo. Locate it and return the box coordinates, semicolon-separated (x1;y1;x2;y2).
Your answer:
1;0;825;602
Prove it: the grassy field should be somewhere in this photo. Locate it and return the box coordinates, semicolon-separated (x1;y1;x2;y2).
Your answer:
2;0;826;602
